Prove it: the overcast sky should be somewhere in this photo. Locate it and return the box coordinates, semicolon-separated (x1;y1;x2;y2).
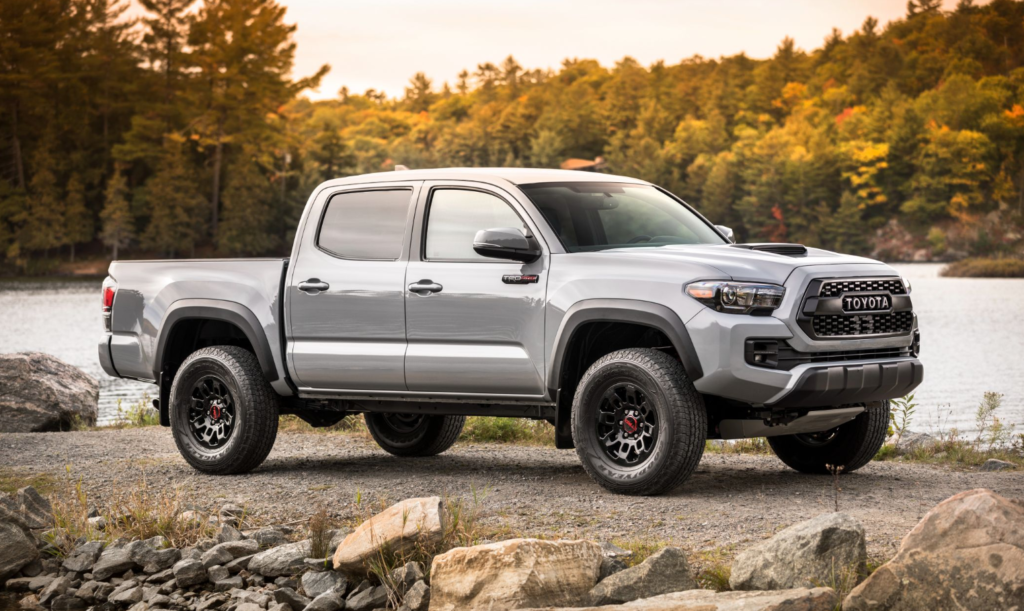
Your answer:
134;0;972;100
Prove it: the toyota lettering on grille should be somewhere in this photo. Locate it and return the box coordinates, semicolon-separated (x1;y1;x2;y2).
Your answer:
842;294;891;313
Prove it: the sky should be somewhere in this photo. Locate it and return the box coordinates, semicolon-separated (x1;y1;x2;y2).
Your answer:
131;0;973;101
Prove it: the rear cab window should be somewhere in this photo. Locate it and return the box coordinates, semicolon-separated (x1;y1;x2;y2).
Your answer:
317;189;413;260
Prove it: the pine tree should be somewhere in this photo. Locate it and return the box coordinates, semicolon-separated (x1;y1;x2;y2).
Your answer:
100;170;134;259
218;156;278;255
25;135;65;257
141;142;205;257
64;173;93;262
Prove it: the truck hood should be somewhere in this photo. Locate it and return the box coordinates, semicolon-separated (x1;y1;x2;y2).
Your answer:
591;244;888;285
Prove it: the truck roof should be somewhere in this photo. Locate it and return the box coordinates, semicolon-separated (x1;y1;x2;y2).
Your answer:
320;167;650;188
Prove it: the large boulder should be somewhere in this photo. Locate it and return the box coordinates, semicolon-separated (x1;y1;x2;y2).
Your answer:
588;547;697;605
844;488;1024;610
730;512;866;591
0;352;98;432
522;587;836;610
333;497;444;573
429;538;603;611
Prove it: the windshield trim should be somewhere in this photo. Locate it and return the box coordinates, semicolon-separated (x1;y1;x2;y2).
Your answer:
518;181;728;252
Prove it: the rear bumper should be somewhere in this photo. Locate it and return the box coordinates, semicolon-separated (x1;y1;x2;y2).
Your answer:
765;359;924;408
97;335;118;377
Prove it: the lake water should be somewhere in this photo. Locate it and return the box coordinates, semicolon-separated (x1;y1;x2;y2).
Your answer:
0;263;1021;432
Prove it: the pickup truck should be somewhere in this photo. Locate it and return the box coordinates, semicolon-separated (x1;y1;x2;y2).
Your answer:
98;168;923;495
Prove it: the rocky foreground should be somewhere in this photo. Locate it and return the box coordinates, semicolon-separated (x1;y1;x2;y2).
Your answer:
2;485;1023;611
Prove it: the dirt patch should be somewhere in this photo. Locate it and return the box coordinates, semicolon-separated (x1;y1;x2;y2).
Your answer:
3;428;1022;561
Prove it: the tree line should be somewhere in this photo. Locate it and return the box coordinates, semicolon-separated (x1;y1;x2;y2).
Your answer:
3;0;1024;271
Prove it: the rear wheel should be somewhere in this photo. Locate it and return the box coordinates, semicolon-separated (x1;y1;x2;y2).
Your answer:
767;401;890;474
572;348;706;496
170;346;279;474
364;413;465;457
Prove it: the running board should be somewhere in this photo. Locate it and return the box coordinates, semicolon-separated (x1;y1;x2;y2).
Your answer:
718;406;864;440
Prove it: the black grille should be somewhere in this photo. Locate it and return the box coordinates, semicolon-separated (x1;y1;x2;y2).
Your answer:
820;278;906;298
813;311;914;337
746;340;913;370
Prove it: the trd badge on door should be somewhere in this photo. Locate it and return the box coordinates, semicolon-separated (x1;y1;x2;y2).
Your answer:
502;274;539;284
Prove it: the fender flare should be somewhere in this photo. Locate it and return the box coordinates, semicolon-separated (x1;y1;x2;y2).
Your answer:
153;299;280;383
548;299;704;396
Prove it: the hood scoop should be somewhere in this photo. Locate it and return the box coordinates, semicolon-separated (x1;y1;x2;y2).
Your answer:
731;243;808;257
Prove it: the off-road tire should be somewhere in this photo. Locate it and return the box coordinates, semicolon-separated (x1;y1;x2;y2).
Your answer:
364;413;465;457
170;346;279;474
572;348;707;496
767;401;890;475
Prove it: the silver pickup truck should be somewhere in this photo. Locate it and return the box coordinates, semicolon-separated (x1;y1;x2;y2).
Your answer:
98;168;923;495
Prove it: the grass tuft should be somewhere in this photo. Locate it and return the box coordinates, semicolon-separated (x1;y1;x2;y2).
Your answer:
460;417;554;445
704;438;771;455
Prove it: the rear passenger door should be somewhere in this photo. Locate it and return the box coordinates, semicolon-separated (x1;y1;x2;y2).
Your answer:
286;183;419;391
403;182;549;398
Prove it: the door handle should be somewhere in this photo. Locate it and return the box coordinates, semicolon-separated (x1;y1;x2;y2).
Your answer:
408;280;443;294
297;279;330;294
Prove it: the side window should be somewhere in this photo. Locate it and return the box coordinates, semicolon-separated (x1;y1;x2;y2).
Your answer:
425;189;526;261
318;189;412;260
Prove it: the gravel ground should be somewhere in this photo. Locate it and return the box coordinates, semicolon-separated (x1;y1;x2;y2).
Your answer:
2;427;1022;561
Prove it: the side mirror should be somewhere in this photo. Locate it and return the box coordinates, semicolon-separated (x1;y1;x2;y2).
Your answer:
715;225;735;243
473;227;542;263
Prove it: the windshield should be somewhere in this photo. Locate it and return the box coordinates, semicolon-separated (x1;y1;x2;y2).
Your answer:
519;182;725;252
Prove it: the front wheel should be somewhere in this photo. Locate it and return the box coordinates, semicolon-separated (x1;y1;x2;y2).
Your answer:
364;413;465;457
170;346;279;475
767;401;890;475
572;348;707;496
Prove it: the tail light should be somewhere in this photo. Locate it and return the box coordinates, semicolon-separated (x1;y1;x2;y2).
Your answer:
102;277;116;331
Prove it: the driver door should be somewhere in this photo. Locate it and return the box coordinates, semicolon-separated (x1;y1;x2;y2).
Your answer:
404;182;549;397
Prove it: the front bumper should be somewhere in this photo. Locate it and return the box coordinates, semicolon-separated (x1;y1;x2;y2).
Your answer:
686;266;922;408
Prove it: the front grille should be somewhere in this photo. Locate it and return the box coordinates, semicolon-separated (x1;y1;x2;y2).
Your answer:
819;278;906;298
812;311;914;337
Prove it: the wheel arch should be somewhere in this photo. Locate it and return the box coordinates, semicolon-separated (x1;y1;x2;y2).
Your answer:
154;299;280;425
548;299;704;449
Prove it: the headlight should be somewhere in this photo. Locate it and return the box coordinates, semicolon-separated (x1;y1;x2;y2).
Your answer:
902;276;912;294
685;281;785;315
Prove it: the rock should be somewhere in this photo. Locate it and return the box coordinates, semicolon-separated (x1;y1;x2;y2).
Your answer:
213;576;244;592
598;557;627;581
216;525;245;543
63;541;105;573
144;568;173;584
390;561;424;595
16;488;52;530
844;488;1024;610
302;591;344;611
272;587;311;611
300;571;346;599
333;497;445;573
49;595;87;611
730;512;866;591
430;538;603;611
234;590;272;607
404;581;429;611
207;565;230;583
19;558;42;577
218;504;245;527
889;431;939;453
92;548;137;581
254;528;288;549
599;542;633;561
519;587;836;610
588;547;696;605
139;548;180;574
303;558;330;571
0;519;40;581
345;586;387;611
235;604;263;611
200;547;234;569
87;516;106;531
980;458;1015;471
171;559;207;588
249;540;311;577
18;594;42;611
109;585;144;605
77;581;114;604
194;595;227;611
4;577;42;594
224;555;253;574
38;575;71;607
0;352;99;432
213;539;259;559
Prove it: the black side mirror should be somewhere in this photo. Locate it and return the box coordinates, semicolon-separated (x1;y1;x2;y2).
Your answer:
715;225;735;243
473;227;542;263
